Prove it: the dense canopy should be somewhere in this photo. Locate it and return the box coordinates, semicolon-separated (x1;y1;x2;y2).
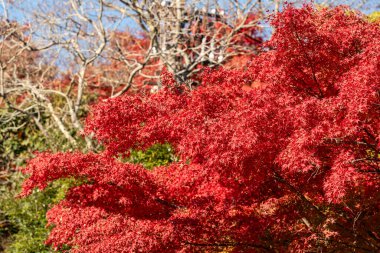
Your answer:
22;5;380;252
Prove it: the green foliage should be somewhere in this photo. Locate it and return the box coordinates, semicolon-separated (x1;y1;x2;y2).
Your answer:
0;110;83;170
0;116;42;169
129;143;177;170
0;172;72;253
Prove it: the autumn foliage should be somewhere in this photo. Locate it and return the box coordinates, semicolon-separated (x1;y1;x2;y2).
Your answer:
83;15;263;96
21;5;380;252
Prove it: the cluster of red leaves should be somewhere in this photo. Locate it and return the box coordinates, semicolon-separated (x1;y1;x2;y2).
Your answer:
21;5;380;252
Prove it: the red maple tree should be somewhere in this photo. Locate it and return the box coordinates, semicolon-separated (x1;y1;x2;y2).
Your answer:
21;5;380;252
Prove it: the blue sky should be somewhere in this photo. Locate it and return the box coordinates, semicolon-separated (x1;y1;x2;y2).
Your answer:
2;0;379;26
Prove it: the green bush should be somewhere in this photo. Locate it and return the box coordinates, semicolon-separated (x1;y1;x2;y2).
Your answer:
0;173;72;253
0;110;80;252
128;143;177;170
